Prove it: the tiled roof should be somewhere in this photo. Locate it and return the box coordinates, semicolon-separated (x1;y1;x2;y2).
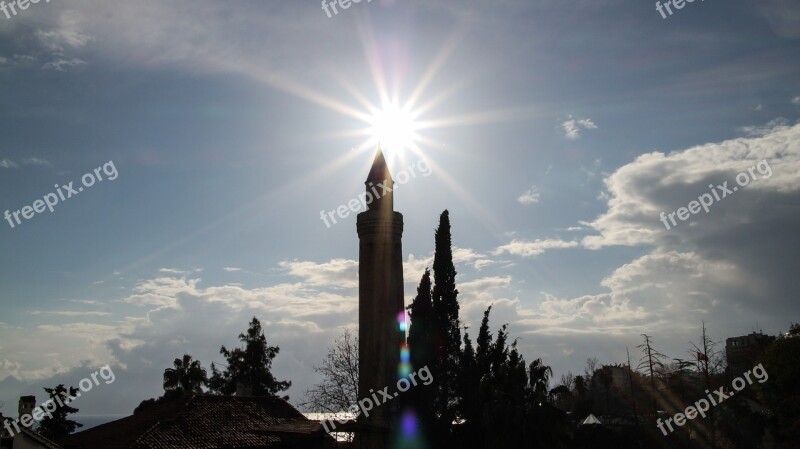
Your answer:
59;396;330;449
20;426;65;449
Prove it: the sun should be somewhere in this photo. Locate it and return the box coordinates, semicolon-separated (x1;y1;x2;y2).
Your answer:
366;101;420;159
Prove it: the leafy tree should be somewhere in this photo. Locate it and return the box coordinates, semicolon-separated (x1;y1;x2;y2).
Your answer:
38;384;82;440
574;375;587;397
529;358;553;401
209;317;291;398
163;354;207;397
758;332;800;448
594;365;613;415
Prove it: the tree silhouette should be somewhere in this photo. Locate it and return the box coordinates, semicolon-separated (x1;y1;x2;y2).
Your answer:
163;354;207;397
594;365;614;416
431;209;462;441
689;320;723;449
406;268;436;433
529;358;553;401
38;384;82;440
300;328;359;415
759;330;800;448
209;317;291;398
637;333;667;413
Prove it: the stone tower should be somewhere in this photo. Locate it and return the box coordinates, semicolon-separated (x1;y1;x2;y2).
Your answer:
356;148;405;448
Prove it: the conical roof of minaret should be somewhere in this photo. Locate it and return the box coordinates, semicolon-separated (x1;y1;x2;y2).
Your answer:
366;147;393;183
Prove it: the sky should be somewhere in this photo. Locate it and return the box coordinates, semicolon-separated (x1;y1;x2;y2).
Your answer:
0;0;799;421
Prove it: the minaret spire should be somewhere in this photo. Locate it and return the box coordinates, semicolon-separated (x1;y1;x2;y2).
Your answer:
365;146;394;212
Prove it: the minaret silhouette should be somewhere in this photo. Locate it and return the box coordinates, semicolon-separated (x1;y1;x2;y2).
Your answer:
356;148;405;448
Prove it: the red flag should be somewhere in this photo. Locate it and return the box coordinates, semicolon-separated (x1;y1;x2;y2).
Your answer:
697;352;708;361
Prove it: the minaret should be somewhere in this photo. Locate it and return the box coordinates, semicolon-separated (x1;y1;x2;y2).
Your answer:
356;148;405;448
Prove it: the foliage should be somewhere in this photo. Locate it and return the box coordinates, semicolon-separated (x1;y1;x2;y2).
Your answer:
208;316;291;398
163;354;207;396
430;209;462;439
38;384;82;440
758;334;800;448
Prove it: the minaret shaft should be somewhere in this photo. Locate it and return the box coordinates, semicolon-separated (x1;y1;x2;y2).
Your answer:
356;149;404;449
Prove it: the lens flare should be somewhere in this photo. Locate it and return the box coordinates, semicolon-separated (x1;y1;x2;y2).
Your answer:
401;411;418;436
397;311;407;332
400;344;410;363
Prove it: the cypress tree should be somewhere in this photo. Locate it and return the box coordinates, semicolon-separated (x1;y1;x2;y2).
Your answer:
407;269;436;431
431;210;461;441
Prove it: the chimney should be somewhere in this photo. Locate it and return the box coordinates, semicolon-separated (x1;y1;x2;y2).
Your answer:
235;382;252;396
18;396;36;427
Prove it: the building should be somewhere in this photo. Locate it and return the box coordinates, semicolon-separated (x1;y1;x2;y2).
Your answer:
0;396;63;449
0;419;63;449
725;332;775;375
355;149;405;449
58;396;333;449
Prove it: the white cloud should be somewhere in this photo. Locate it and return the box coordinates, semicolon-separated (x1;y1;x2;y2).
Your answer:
21;157;51;166
793;96;800;105
738;117;790;137
31;311;111;317
42;57;86;71
223;267;242;272
36;11;92;52
279;259;358;289
0;157;51;168
562;115;598;140
517;186;540;205
494;239;578;257
0;159;18;169
583;122;800;250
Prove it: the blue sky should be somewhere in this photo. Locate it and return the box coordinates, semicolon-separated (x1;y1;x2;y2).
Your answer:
0;0;799;419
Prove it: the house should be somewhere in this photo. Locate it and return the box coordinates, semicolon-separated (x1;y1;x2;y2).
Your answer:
58;395;334;449
1;413;63;449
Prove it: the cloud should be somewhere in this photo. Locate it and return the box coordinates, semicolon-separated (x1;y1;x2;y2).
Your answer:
562;115;598;140
223;267;242;272
755;0;800;38
31;311;112;317
738;117;790;137
278;259;358;289
452;247;496;270
494;239;578;257
517;186;540;205
21;157;51;166
572;121;800;345
0;159;18;169
583;121;800;250
157;268;200;275
793;96;800;105
0;157;51;169
42;57;86;71
35;11;92;52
